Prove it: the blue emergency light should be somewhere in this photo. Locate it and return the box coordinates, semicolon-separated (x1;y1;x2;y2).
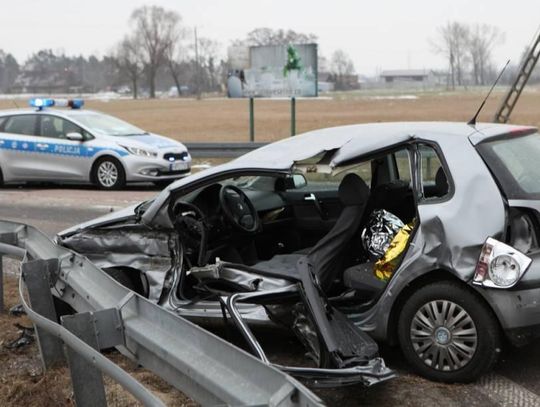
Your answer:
28;98;84;110
69;99;84;109
29;98;55;110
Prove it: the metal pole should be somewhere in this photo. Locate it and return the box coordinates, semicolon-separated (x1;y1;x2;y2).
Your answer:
314;44;319;98
0;255;3;313
291;97;296;136
249;97;255;142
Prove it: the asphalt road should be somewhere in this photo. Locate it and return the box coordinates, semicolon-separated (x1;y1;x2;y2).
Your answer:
2;185;540;407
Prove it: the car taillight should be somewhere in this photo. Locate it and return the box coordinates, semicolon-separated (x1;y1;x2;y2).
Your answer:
473;237;532;288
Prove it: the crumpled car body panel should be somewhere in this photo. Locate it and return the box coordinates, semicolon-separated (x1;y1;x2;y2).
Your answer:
58;121;540;384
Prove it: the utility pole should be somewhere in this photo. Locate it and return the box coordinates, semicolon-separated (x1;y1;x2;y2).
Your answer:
194;27;201;100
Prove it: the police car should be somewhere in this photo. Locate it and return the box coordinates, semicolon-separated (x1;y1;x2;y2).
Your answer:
0;98;192;189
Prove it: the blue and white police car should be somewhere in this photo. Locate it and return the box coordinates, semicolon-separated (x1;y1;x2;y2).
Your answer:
0;98;192;189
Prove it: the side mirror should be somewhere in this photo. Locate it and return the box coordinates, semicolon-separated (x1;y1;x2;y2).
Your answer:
66;132;84;141
292;173;307;189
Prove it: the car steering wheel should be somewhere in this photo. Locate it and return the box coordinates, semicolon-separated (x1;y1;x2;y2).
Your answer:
219;184;260;233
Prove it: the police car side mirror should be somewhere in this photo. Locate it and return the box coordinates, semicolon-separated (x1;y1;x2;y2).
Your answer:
66;132;84;142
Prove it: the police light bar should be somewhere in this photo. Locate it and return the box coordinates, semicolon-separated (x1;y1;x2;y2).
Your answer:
29;98;54;109
54;98;84;109
28;98;84;110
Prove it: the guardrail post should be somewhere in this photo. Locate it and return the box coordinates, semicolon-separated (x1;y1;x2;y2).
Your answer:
61;312;108;407
290;96;296;136
22;259;65;369
249;97;255;142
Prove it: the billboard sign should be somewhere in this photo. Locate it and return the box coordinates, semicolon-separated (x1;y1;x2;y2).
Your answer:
227;43;318;98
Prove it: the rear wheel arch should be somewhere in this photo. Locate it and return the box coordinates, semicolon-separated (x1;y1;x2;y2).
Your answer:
386;269;502;346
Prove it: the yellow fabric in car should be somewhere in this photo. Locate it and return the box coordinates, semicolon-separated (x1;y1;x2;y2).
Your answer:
374;221;415;282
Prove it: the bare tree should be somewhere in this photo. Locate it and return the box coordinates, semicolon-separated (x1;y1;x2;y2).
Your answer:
196;37;221;91
164;26;188;97
468;24;504;85
130;5;181;98
331;49;355;90
431;22;470;89
115;36;143;99
0;50;19;93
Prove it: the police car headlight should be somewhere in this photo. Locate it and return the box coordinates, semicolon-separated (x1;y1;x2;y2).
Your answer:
122;146;158;158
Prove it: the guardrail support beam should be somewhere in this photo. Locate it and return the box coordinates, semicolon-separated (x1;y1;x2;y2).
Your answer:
0;232;18;313
22;259;65;369
61;312;108;407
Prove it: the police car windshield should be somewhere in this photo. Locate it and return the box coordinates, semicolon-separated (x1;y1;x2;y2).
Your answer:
68;112;147;137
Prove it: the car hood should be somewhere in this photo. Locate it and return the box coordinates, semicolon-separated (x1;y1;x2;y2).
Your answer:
58;203;140;238
103;133;187;151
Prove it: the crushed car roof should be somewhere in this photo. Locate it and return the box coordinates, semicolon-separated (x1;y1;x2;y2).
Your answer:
141;121;536;224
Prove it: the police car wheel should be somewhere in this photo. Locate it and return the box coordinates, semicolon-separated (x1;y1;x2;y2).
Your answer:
92;157;126;189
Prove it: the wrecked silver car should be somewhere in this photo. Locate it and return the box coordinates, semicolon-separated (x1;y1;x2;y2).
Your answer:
58;122;540;383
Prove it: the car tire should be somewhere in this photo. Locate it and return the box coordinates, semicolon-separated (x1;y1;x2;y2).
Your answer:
92;157;126;190
104;268;136;292
397;280;501;383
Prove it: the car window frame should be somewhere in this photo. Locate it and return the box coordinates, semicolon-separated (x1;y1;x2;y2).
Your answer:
0;115;9;132
37;113;93;141
1;113;40;137
334;142;415;189
411;140;455;205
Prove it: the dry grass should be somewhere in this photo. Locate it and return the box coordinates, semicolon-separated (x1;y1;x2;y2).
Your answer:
1;88;539;143
0;274;196;407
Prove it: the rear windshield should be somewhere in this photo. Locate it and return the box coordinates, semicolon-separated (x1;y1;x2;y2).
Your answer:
477;132;540;199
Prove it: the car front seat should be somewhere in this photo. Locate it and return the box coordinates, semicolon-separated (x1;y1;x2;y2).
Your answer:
254;173;370;289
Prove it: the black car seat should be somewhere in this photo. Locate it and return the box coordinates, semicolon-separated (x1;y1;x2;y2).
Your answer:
254;174;370;288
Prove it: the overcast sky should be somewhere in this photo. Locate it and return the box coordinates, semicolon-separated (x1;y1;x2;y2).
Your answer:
1;0;539;75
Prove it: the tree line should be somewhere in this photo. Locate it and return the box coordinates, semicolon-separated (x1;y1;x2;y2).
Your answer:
432;21;507;89
0;5;359;98
0;7;537;98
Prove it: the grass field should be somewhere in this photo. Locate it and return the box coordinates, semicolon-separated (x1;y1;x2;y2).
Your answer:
1;88;539;143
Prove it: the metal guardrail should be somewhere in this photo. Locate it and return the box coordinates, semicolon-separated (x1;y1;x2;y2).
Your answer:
18;260;166;407
185;142;267;158
0;220;325;407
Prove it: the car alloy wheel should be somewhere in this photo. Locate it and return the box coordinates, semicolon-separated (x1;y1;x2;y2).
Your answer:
97;161;119;188
410;299;478;371
398;280;501;382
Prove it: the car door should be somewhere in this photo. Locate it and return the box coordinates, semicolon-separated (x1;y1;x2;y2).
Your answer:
31;114;91;180
0;113;42;180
